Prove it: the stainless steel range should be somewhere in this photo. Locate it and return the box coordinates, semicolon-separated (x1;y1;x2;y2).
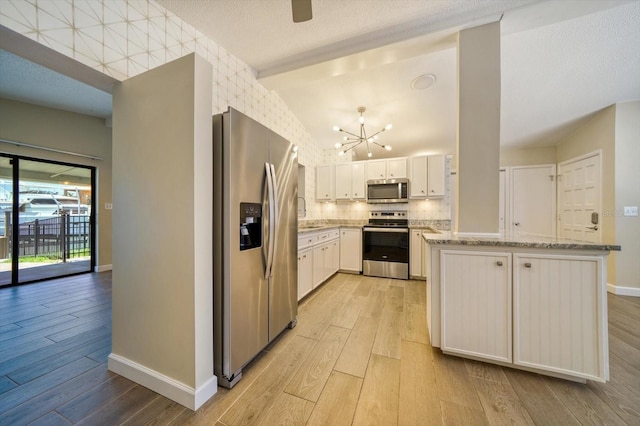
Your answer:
362;211;409;280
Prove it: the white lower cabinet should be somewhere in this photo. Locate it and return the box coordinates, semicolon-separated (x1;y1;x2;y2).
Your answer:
438;248;608;382
513;253;605;381
299;228;340;301
331;239;340;275
297;248;313;300
410;230;424;277
313;244;327;288
339;228;362;272
441;250;512;363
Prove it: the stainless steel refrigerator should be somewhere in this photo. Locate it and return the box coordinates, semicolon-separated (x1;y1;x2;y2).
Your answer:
213;107;298;388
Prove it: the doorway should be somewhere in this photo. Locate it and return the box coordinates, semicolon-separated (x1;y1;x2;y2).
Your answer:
0;154;95;286
509;164;557;237
557;152;602;242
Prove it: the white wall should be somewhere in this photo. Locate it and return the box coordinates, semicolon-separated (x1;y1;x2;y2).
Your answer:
614;101;640;290
456;22;501;234
111;53;215;408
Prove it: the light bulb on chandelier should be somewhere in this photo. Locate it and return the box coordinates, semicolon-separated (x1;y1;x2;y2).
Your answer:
332;106;392;158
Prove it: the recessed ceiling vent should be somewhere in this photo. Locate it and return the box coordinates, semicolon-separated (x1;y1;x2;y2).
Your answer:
411;73;437;90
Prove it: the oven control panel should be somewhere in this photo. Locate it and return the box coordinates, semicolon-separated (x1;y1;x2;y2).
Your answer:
369;211;407;219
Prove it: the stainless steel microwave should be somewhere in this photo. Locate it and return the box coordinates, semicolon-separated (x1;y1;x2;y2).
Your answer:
367;179;409;203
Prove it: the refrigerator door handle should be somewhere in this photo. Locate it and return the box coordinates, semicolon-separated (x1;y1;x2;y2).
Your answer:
264;162;276;279
270;162;279;253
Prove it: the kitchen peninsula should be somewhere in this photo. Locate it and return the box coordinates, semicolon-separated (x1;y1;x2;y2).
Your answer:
423;232;621;383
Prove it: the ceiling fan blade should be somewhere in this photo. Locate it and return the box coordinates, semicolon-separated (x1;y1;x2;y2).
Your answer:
292;0;312;23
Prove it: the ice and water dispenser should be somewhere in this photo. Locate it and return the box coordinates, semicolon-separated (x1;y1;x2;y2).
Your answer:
240;202;262;250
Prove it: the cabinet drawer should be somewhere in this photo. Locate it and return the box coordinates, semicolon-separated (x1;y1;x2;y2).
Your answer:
298;234;316;250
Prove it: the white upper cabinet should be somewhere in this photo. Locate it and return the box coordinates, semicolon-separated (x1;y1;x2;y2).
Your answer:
410;156;428;197
335;163;353;200
387;158;407;179
427;155;445;197
366;160;387;180
335;162;366;201
366;158;407;181
410;155;445;198
351;161;366;200
316;165;334;201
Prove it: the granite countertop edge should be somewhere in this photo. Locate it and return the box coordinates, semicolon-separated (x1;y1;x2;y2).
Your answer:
421;232;621;251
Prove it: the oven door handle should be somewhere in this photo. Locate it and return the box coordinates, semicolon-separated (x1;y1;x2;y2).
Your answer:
363;227;409;233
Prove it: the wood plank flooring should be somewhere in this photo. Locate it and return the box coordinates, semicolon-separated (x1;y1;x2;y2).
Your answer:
0;271;639;425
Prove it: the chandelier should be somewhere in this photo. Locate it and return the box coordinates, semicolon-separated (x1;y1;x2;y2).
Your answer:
333;106;392;158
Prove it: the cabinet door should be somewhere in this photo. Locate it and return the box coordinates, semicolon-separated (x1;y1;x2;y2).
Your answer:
366;160;386;180
331;240;340;274
410;230;423;277
427;155;445;197
340;228;362;272
335;163;352;200
351;162;366;200
410;156;428;198
441;250;512;363
316;165;334;201
298;248;313;300
387;158;407;178
323;243;333;281
513;254;606;381
312;245;325;288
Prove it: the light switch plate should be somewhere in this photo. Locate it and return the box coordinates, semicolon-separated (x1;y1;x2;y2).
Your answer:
105;203;113;210
623;206;638;216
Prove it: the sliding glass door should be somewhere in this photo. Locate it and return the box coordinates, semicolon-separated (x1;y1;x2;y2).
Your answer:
0;156;14;286
0;154;95;286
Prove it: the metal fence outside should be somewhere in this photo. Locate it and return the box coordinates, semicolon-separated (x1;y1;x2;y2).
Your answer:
4;212;91;262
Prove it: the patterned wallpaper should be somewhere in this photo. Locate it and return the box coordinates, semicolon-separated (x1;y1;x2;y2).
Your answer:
0;0;449;222
0;0;326;215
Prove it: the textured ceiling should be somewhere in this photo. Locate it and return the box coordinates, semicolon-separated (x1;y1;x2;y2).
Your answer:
0;50;112;119
2;0;638;160
159;0;640;158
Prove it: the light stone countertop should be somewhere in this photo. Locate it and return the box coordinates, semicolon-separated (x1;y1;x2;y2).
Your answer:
422;231;621;252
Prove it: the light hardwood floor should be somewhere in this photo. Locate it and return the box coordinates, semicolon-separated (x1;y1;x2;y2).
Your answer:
0;271;639;425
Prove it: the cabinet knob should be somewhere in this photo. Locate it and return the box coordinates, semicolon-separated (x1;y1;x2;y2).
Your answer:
345;193;348;196
390;174;394;177
514;222;520;226
421;190;425;193
431;190;435;193
496;261;503;266
524;263;532;268
354;193;358;196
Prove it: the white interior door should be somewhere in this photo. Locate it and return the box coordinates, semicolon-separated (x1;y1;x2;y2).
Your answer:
510;165;556;237
558;153;601;242
499;169;508;234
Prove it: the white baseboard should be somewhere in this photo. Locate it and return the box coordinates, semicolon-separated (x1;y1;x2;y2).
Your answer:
107;353;217;410
607;283;640;297
95;264;112;272
454;232;502;238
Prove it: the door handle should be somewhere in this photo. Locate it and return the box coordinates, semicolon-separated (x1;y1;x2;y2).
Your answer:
264;163;276;279
586;225;598;230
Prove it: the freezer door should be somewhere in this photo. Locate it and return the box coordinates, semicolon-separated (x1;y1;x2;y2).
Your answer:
268;132;298;341
215;108;270;379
